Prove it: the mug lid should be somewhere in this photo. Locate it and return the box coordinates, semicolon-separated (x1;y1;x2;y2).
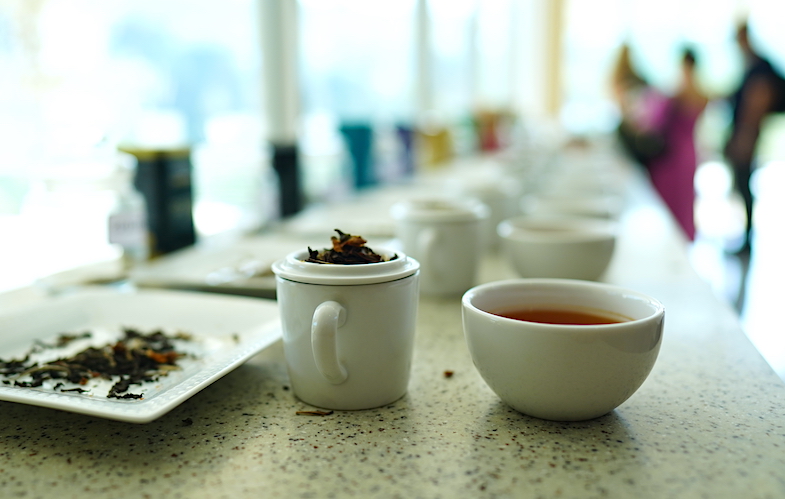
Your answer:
390;197;490;223
271;247;420;285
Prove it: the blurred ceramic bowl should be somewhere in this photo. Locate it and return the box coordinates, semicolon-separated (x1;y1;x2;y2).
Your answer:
520;193;622;220
462;278;664;421
497;215;617;281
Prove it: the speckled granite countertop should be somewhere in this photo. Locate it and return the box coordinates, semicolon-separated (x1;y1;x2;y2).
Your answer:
2;171;784;499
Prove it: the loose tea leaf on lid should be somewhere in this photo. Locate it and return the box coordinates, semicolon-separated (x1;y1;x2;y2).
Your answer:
305;229;396;265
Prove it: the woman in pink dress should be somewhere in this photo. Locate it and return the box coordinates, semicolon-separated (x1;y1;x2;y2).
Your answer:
645;48;708;241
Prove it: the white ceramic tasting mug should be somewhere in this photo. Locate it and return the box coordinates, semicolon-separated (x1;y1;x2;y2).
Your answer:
272;248;420;410
390;197;489;296
462;278;664;421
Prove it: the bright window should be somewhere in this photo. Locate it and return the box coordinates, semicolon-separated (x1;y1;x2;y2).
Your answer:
0;0;264;291
298;0;417;200
562;0;785;137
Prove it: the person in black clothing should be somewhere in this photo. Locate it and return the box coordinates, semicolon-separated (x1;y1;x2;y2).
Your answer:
724;22;785;253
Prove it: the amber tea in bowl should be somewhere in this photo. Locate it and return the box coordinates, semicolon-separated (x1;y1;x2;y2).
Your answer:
462;278;664;421
492;306;631;325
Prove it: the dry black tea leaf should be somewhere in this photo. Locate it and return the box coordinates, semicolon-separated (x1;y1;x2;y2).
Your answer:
0;328;192;400
304;229;396;265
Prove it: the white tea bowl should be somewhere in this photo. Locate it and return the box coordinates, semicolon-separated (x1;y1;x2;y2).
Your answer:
520;193;622;220
462;279;664;421
497;215;617;281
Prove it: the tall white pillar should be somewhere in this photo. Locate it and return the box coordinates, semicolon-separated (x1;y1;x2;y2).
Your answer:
415;0;434;118
543;0;564;118
259;0;302;216
513;0;564;121
468;7;480;109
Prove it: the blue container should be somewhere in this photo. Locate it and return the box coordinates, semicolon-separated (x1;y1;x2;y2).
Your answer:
396;124;416;177
339;123;375;189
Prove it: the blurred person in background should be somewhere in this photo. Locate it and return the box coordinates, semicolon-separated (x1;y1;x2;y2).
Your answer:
612;44;666;165
644;47;708;242
611;44;648;114
612;44;707;241
723;22;785;254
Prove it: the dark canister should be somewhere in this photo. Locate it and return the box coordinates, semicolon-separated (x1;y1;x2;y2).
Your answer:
120;147;197;256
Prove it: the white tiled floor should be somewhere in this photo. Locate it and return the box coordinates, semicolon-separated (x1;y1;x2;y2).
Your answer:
691;160;785;381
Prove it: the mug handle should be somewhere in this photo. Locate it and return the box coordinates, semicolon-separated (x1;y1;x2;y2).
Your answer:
311;300;349;385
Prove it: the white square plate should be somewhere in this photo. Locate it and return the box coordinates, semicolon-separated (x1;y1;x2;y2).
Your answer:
0;287;281;423
128;234;311;297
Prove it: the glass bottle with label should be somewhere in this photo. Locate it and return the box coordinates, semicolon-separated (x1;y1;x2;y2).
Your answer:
108;152;149;268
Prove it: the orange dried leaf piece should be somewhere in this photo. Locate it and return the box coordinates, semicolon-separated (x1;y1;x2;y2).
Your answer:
331;233;367;252
305;229;396;265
